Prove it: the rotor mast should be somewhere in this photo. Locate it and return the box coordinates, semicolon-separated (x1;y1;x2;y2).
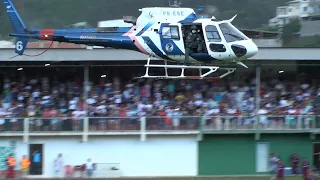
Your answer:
169;0;182;7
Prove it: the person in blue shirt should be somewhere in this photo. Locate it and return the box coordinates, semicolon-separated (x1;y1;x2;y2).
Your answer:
32;150;41;174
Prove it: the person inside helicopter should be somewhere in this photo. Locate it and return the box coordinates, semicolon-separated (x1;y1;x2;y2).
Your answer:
184;25;204;54
183;25;206;65
195;29;204;53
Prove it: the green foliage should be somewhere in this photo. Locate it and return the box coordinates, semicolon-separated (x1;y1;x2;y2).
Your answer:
257;25;280;32
282;19;301;40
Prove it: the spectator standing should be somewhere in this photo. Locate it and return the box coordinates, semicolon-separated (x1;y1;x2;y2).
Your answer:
290;152;299;175
301;157;309;180
86;158;94;177
27;102;36;131
32;150;41;174
258;106;269;129
54;153;63;177
72;107;85;131
270;153;279;180
276;160;285;180
6;154;15;178
20;155;30;178
49;106;59;131
34;106;43;131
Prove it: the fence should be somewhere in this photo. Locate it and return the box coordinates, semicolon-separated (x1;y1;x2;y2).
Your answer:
0;115;319;133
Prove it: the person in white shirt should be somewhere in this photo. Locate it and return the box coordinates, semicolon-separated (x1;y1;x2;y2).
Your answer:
72;108;86;131
86;158;94;177
270;153;279;180
258;107;269;129
54;153;63;177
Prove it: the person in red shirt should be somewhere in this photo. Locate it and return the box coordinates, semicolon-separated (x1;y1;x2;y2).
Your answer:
119;104;128;129
301;157;309;180
6;154;15;178
276;160;285;180
290;152;299;175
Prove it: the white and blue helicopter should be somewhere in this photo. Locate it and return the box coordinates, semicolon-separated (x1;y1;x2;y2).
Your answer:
3;0;258;79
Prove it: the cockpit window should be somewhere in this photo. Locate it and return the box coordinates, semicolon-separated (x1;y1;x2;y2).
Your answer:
162;26;180;40
219;23;248;43
205;25;221;42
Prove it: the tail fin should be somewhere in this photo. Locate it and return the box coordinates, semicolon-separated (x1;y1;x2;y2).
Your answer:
3;0;27;34
15;37;28;55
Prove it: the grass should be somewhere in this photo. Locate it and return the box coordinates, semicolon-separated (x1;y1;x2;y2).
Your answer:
0;176;304;180
89;177;303;180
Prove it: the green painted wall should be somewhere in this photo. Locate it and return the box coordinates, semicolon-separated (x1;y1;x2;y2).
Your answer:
198;134;256;175
0;146;15;170
198;133;313;176
259;133;313;167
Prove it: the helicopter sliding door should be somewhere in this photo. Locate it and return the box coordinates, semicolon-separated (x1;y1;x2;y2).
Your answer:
181;24;208;54
159;23;185;61
203;25;232;60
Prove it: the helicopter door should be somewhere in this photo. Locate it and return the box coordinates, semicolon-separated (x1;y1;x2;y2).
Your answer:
203;25;231;60
159;24;185;61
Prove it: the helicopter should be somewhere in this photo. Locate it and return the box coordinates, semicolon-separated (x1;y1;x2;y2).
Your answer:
3;0;258;79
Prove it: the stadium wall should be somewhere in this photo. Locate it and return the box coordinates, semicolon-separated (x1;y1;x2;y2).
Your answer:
0;136;198;177
259;134;312;167
198;134;313;176
198;134;256;176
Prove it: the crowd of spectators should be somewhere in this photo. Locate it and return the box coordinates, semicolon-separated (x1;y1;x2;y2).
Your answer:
0;71;319;132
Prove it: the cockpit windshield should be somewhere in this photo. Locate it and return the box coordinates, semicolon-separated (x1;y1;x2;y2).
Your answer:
219;23;248;43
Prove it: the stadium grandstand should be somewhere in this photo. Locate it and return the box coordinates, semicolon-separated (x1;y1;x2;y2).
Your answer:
0;41;318;133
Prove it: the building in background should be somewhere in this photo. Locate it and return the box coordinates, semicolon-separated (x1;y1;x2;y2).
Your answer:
269;0;320;27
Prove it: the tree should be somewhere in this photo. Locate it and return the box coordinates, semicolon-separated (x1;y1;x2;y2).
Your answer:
281;19;301;46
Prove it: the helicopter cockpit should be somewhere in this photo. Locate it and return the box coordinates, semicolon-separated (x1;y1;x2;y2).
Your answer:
217;22;248;43
182;21;258;62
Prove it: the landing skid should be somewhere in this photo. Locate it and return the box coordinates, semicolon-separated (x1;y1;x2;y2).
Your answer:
135;56;236;80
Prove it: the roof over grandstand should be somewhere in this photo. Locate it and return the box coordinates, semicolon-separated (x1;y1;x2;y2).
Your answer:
0;41;319;61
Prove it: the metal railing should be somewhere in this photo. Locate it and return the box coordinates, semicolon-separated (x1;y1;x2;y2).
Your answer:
0;115;318;134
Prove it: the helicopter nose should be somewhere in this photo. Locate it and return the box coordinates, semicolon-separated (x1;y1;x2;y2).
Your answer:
230;40;258;59
246;40;258;58
231;44;247;58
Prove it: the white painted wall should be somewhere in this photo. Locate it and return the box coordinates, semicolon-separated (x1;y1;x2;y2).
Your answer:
0;136;198;177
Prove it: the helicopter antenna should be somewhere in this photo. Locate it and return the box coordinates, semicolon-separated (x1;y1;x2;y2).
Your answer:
169;0;182;7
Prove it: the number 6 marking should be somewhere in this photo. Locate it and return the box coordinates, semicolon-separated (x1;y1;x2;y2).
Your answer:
16;41;23;51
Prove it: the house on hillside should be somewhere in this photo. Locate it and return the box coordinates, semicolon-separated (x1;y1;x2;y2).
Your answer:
269;0;320;27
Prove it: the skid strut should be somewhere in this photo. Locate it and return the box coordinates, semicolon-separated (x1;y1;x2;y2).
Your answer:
136;57;236;80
